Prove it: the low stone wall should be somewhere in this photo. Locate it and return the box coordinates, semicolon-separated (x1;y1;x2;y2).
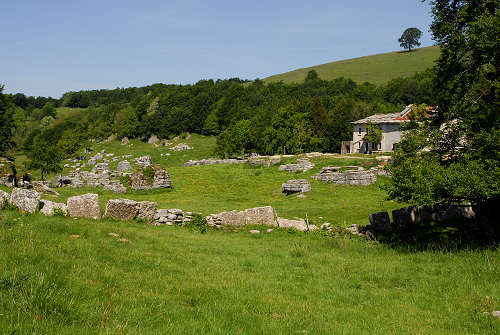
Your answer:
279;158;314;173
282;179;311;195
184;158;246;167
312;166;377;185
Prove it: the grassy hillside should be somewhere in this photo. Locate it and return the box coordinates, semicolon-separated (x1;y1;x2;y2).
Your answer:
1;210;499;334
10;134;406;226
264;46;440;85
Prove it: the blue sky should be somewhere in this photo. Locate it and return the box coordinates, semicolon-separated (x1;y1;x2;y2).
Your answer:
1;0;434;98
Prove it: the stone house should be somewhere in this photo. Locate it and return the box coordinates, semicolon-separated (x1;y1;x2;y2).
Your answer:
341;105;434;154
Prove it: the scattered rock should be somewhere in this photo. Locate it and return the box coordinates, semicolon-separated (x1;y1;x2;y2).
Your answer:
282;179;311;195
121;137;129;145
69;234;80;239
105;134;116;142
118;238;130;243
9;188;40;213
249;230;260;234
67;193;100;219
266;228;273;233
108;232;120;237
39;200;67;216
492;311;500;318
103;180;127;193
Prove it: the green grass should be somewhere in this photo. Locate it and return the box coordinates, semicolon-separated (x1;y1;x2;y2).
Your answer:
0;210;499;334
264;46;440;85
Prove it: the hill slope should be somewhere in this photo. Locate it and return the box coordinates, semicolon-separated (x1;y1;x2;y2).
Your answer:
264;46;440;85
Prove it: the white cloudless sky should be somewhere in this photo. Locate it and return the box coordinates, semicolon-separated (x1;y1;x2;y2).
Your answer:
1;0;435;97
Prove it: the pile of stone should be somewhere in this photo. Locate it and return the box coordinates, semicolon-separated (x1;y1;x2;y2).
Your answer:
171;143;192;151
121;137;129;145
184;158;246;167
282;179;311;195
279;158;314;172
154;208;192;225
129;164;172;190
206;206;276;227
312;166;376;185
135;155;152;168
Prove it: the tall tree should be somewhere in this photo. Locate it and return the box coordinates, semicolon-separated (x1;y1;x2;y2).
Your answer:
0;86;15;158
386;1;499;206
398;28;422;52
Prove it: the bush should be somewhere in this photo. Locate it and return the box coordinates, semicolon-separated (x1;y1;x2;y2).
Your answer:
184;214;208;233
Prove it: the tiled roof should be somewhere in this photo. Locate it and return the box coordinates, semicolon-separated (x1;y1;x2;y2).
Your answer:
352;105;435;124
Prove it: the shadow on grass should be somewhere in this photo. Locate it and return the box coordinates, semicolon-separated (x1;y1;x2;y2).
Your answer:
378;217;500;252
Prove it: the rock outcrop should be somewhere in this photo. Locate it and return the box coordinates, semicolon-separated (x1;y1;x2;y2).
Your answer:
279;158;314;172
312;166;376;185
67;193;100;219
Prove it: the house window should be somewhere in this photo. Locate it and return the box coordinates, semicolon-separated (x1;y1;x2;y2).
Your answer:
392;143;397;151
358;142;361;149
358;128;361;135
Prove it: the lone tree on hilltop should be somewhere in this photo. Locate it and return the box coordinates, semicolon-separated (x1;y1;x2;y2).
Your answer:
398;28;422;52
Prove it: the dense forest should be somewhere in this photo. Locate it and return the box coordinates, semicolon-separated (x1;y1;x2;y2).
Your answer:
1;68;435;164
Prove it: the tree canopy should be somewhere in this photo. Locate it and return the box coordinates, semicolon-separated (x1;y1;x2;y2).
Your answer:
398;28;422;52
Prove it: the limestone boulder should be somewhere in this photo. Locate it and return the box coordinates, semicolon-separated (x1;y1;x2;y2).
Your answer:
171;143;192;151
277;217;308;231
67;193;100;219
282;179;311;195
121;137;129;145
39;200;67;216
148;134;159;144
9;188;40;213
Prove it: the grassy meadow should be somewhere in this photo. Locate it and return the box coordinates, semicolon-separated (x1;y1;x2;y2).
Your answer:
0;210;499;334
264;46;440;85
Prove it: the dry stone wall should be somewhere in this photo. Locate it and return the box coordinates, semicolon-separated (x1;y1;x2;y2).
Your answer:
9;188;40;213
67;193;100;219
206;206;276;227
312;166;376;185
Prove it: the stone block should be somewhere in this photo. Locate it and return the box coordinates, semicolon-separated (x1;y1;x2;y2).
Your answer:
67;193;100;219
39;200;67;216
0;189;10;208
368;211;390;232
282;179;311;195
104;198;138;220
244;206;276;226
277;217;308;231
9;188;40;213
